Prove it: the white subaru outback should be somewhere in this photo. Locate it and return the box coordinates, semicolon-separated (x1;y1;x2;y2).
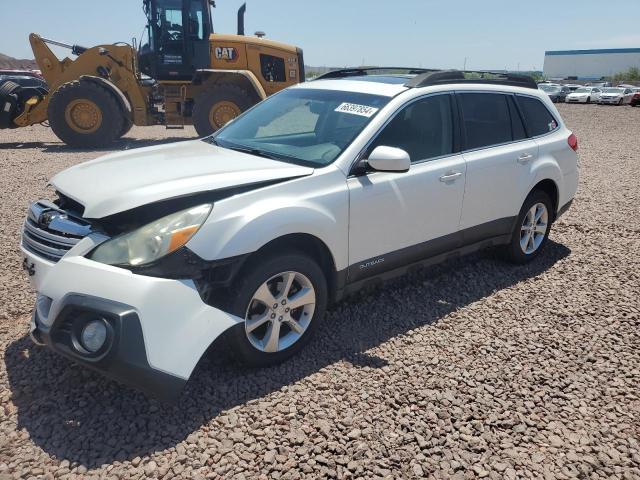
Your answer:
21;69;578;399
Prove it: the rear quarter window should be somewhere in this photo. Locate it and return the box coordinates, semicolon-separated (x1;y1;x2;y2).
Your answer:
516;96;559;137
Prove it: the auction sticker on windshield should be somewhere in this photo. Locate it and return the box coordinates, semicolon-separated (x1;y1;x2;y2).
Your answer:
334;103;380;117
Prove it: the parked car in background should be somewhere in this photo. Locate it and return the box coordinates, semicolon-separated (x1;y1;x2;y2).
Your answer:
630;90;640;107
0;74;48;90
539;84;571;103
565;86;601;104
564;84;582;91
599;87;634;105
0;69;42;79
587;82;612;88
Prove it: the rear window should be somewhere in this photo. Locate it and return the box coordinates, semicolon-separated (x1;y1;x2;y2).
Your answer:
459;93;512;150
516;96;558;137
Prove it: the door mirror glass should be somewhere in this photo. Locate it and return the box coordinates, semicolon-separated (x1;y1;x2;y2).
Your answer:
367;146;410;172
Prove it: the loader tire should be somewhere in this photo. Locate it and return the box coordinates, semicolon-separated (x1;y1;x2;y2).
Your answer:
118;115;133;139
48;80;123;148
192;84;254;137
0;81;21;129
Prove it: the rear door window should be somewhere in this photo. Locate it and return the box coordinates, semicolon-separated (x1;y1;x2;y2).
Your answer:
458;93;512;150
516;96;559;137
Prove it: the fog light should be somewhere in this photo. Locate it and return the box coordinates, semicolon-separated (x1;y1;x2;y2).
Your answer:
81;320;107;353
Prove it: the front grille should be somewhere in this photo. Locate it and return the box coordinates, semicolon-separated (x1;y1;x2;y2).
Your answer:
22;201;92;262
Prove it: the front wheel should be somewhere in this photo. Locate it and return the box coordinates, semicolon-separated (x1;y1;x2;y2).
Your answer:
48;80;124;147
502;190;553;264
227;253;328;366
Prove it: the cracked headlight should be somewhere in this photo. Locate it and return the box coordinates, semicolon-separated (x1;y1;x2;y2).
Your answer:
90;204;212;266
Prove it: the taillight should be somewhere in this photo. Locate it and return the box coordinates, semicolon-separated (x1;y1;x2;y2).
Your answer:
568;133;578;152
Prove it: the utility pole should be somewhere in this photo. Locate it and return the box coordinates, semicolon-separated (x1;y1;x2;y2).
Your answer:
463;57;467;70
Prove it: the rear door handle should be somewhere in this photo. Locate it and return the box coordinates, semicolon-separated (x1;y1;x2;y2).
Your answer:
439;171;463;182
517;153;534;164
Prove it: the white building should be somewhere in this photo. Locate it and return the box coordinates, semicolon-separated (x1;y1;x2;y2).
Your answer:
543;48;640;80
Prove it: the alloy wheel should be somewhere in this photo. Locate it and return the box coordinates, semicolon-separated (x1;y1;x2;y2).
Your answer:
244;271;316;353
520;203;549;254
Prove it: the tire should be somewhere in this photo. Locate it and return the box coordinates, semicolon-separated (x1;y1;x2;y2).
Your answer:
47;80;124;148
192;84;254;137
0;81;21;129
226;252;328;366
618;98;623;106
586;97;590;104
118;115;133;138
502;190;554;264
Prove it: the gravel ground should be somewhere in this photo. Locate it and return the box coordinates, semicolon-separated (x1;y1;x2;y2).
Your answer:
0;104;639;479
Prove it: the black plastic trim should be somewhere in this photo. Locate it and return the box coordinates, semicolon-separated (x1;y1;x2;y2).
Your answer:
32;294;186;401
297;48;306;83
345;217;515;285
556;199;574;219
337;232;512;300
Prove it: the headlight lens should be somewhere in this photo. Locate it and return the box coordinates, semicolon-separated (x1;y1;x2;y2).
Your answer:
90;204;212;266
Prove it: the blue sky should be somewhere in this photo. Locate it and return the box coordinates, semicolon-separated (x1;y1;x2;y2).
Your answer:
2;0;639;70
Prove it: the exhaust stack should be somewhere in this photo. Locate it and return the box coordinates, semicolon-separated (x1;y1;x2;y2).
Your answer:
237;3;246;36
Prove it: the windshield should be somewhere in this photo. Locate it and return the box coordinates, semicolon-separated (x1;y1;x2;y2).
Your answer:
209;88;391;167
574;88;590;93
603;88;624;93
539;84;560;92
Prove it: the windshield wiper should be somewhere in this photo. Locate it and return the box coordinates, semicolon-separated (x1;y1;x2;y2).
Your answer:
219;143;285;161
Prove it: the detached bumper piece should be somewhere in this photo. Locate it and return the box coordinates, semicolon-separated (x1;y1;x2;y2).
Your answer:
32;294;186;401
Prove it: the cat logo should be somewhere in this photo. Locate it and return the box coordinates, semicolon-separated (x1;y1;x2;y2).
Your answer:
214;46;238;62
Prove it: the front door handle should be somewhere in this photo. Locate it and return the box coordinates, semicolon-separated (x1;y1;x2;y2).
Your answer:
517;153;534;164
439;171;463;182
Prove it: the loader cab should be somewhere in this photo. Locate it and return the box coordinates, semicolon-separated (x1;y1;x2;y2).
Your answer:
139;0;214;80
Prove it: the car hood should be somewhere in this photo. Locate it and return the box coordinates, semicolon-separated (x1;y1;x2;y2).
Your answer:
50;140;314;218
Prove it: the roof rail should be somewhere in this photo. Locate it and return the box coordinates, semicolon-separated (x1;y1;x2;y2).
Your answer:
315;67;438;80
405;70;538;90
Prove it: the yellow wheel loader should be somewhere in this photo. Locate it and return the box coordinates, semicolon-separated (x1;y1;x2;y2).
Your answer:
0;1;304;147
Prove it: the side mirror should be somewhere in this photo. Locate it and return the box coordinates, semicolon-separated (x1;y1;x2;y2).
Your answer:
366;146;410;173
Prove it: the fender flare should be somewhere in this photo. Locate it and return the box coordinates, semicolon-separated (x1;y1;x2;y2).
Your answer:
78;75;132;119
194;69;267;101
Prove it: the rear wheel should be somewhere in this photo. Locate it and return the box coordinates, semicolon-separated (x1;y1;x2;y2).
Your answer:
502;190;553;264
226;252;328;366
192;84;254;137
48;80;124;147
